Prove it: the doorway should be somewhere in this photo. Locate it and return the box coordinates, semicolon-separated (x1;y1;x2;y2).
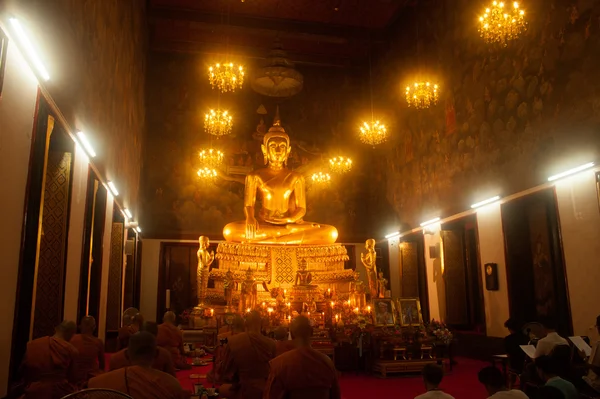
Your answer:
398;232;430;322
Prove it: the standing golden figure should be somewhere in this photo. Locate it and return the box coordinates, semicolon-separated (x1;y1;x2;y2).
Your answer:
361;238;378;298
377;271;388;298
239;268;258;313
196;236;215;306
222;109;338;245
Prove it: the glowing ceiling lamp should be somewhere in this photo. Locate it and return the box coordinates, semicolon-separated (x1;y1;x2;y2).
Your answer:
478;1;527;46
204;109;233;137
199;148;224;169
328;156;353;174
208;63;244;93
311;172;331;185
359;120;387;146
406;82;439;109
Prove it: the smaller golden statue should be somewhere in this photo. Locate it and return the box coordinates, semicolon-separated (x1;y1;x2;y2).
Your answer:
361;238;378;298
223;269;235;310
196;236;215;306
377;271;388;299
239;268;258;313
353;275;367;309
295;260;313;286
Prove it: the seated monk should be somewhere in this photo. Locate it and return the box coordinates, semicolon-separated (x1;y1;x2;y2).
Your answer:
89;331;184;399
70;316;105;383
118;313;143;350
157;311;191;370
217;311;276;399
110;321;176;376
20;320;79;399
274;327;294;357
264;316;341;399
208;315;245;385
222;115;338;245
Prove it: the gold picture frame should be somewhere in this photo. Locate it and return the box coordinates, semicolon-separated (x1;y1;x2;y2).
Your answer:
372;298;396;326
397;298;423;327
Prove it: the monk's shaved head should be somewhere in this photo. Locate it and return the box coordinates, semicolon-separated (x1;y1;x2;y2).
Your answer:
142;321;159;337
274;327;287;341
132;313;144;325
290;316;312;343
230;315;245;333
245;311;262;332
55;320;77;341
80;316;96;334
128;331;156;366
163;311;176;324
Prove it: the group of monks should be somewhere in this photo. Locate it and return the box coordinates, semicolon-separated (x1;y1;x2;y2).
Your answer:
15;310;341;399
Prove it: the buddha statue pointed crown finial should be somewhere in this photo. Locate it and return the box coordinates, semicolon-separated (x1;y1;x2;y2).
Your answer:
263;106;289;146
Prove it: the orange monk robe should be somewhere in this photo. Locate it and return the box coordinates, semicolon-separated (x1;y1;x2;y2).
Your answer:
118;324;139;349
275;340;295;357
217;332;276;399
264;347;341;399
156;322;186;367
70;334;105;382
88;365;183;399
21;336;79;399
109;347;176;376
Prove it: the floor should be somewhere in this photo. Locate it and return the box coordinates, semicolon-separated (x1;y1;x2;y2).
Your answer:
175;357;490;399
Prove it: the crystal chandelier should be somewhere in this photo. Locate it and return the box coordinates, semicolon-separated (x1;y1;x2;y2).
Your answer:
208;63;244;93
329;156;353;174
311;172;331;184
406;82;439;109
479;1;526;45
204;109;233;136
199;148;224;169
359;121;387;146
197;167;218;181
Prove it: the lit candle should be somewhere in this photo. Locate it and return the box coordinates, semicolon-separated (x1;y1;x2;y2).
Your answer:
347;299;351;306
327;288;331;295
288;315;291;321
210;308;214;317
284;289;287;296
354;307;359;314
308;311;310;316
330;301;334;307
262;302;266;308
335;314;339;322
367;305;372;313
287;302;291;308
246;308;251;313
166;289;171;309
268;308;273;314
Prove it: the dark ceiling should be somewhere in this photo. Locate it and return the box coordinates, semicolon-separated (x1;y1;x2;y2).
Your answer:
147;0;411;66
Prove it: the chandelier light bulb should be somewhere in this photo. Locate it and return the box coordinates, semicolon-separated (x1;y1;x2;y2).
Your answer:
478;0;526;45
197;167;218;181
204;109;233;136
311;172;331;184
328;156;353;174
359;120;387;146
199;148;224;169
406;82;439;109
208;62;244;93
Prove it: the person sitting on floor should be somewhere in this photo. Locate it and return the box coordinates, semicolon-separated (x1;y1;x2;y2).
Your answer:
273;326;295;357
536;355;578;399
208;315;245;385
110;321;176;376
534;317;568;358
118;313;143;350
478;366;529;398
20;320;79;399
264;315;340;399
157;311;191;370
415;364;454;399
89;331;184;399
504;318;529;374
70;315;105;384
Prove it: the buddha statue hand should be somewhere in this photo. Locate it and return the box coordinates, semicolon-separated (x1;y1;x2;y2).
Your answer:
246;215;259;239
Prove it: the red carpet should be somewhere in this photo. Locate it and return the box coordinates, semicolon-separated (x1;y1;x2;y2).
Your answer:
174;357;489;399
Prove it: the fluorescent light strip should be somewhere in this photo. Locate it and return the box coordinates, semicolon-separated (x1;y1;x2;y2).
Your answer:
124;208;133;219
471;195;501;209
420;217;440;227
135;226;141;233
385;231;400;239
9;18;50;81
76;131;96;157
548;162;595;182
107;181;119;196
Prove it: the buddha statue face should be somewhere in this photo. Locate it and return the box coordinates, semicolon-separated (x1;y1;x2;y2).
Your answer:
365;238;376;250
261;135;291;166
199;236;209;249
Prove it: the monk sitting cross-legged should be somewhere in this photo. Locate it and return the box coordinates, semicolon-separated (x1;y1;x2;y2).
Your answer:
217;311;276;399
208;315;245;385
264;316;341;399
118;313;143;350
70;315;105;384
157;311;191;370
89;331;184;399
273;327;295;357
110;321;176;376
20;320;79;399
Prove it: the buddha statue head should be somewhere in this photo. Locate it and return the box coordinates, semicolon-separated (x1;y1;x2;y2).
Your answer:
198;235;209;249
261;107;291;166
365;238;376;250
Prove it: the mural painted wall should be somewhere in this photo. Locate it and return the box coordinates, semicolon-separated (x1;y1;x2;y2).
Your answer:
374;0;600;226
142;52;396;242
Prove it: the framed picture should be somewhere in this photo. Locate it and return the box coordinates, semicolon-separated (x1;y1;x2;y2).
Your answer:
397;298;423;327
485;263;499;291
373;298;396;326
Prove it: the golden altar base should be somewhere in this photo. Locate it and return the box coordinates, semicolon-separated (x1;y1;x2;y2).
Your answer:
209;242;355;303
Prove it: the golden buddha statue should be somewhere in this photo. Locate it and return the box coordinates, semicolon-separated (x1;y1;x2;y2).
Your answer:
222;110;338;245
294;260;313;286
361;238;378;298
196;236;215;306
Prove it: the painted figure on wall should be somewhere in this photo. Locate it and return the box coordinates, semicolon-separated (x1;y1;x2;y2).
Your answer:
532;236;554;317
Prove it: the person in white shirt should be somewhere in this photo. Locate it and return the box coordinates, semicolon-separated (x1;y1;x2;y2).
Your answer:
414;364;455;399
478;366;529;398
534;319;569;358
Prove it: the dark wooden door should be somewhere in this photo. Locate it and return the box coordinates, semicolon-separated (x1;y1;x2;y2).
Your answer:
441;229;469;326
399;232;429;322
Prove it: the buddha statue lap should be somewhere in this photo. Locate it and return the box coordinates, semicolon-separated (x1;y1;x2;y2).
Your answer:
223;112;338;245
